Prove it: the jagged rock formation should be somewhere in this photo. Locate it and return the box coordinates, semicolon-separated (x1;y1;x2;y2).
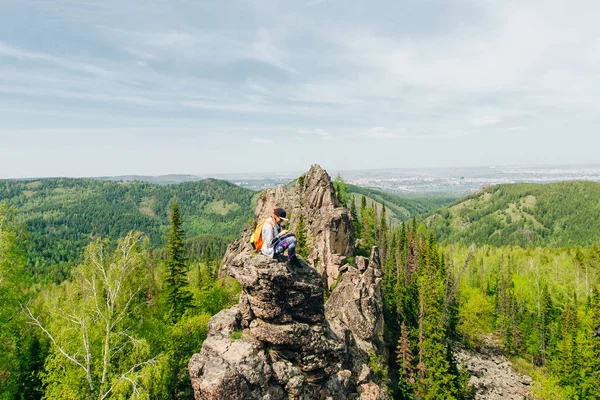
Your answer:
189;252;389;399
454;338;533;400
220;164;353;289
190;166;388;400
326;250;386;367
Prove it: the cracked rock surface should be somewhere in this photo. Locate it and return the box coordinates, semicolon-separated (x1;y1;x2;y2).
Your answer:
453;337;533;400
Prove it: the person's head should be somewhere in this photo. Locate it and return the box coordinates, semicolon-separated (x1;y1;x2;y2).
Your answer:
272;207;288;225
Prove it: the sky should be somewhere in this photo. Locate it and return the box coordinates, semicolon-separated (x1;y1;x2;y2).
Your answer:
1;0;600;178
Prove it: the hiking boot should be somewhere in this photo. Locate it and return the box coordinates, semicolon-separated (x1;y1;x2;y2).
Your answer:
289;255;302;267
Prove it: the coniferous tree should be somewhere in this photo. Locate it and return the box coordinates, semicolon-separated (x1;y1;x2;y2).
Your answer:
360;204;376;250
165;200;192;323
203;246;215;281
414;241;457;399
397;322;416;398
380;203;388;261
296;214;308;258
554;303;584;396
333;174;350;206
350;197;360;242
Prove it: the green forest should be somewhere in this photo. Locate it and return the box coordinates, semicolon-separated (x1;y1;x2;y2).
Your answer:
1;177;599;399
0;178;255;282
346;183;454;226
0;200;239;400
427;181;600;247
348;188;600;399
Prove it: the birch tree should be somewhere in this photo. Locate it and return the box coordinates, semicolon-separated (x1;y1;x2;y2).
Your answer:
25;232;156;399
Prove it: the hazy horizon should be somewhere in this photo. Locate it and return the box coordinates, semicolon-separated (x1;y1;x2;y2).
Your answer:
3;162;600;181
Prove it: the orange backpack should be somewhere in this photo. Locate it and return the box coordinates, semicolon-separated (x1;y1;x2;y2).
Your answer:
250;219;273;250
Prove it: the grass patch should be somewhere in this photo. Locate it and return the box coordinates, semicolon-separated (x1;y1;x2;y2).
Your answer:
206;200;241;216
231;328;242;341
139;196;156;217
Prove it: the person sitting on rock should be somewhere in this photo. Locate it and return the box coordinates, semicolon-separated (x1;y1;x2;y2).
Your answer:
261;207;299;264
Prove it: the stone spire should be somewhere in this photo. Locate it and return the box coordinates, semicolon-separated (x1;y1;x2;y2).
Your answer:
190;166;388;399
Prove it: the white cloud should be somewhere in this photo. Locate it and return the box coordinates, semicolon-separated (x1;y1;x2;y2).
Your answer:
297;128;334;140
361;127;478;140
246;27;298;74
251;137;273;144
0;41;112;77
246;80;272;94
363;127;404;139
470;117;501;127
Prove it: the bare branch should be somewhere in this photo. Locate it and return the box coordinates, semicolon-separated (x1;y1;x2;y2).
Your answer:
99;356;158;400
22;303;95;393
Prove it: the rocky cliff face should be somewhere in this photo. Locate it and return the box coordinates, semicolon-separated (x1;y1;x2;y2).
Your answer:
190;166;388;400
220;164;354;289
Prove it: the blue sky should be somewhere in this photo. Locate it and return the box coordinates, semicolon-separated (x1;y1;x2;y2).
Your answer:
1;0;599;178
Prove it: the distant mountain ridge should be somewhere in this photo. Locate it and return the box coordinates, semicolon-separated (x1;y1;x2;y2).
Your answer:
427;180;600;246
96;174;203;185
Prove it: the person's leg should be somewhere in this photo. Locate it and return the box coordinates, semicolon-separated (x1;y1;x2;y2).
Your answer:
274;234;297;260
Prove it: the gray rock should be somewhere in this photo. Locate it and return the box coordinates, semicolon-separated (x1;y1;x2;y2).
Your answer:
356;256;369;272
220;164;354;289
358;365;373;385
325;247;384;342
453;337;534;400
190;166;389;400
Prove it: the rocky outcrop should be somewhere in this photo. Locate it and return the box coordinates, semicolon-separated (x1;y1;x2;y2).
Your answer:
325;249;386;376
221;164;354;289
189;252;389;400
454;338;533;400
190;165;388;400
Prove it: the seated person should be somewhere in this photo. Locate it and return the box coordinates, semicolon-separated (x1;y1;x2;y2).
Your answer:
261;207;299;264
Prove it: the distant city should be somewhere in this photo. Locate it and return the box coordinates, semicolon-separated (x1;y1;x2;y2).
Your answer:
94;164;600;197
209;164;600;197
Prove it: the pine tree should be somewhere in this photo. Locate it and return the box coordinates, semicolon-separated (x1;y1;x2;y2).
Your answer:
397;322;415;385
380;203;388;261
360;204;376;250
334;174;350;206
556;303;579;389
296;214;308;258
350;197;360;242
165;200;192;323
397;321;416;399
203;246;214;281
414;238;457;399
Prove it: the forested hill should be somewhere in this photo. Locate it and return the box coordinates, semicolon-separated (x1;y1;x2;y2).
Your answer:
0;178;255;279
347;184;454;225
427;180;600;247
